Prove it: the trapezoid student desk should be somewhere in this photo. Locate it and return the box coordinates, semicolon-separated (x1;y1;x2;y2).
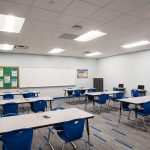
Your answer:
0;96;54;110
118;96;150;129
85;91;123;110
0;108;94;150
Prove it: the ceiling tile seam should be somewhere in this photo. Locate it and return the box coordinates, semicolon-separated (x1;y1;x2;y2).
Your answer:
2;0;32;6
48;0;75;24
81;0;115;7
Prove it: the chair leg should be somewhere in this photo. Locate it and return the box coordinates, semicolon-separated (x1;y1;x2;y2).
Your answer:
71;142;77;149
128;111;131;120
81;138;88;150
61;143;66;150
141;117;147;131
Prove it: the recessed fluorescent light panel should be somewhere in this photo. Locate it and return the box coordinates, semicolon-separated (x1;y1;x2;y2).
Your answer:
0;14;25;33
0;44;14;51
74;30;107;42
86;51;103;57
121;40;150;48
48;48;65;54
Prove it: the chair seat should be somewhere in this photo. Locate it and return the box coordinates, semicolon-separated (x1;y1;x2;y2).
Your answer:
137;109;149;116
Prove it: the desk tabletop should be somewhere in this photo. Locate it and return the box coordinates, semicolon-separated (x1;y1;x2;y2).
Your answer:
0;108;94;134
86;91;122;96
0;91;40;96
118;96;150;104
63;87;94;91
0;96;53;105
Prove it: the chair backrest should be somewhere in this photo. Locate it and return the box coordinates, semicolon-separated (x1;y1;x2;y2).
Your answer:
2;103;18;116
131;89;140;97
122;102;129;110
87;88;95;93
113;87;118;91
115;92;124;99
30;100;46;113
80;89;86;94
143;102;150;115
64;119;85;142
23;92;36;98
98;94;108;104
3;94;14;100
1;128;33;150
52;106;65;111
74;89;81;97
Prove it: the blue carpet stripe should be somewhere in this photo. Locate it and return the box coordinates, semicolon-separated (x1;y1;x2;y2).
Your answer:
115;139;133;149
102;117;112;121
112;129;126;136
90;126;102;132
105;122;119;128
93;133;107;142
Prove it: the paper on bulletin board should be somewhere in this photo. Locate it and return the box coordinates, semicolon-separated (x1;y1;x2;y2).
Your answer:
4;75;10;83
0;68;3;77
11;79;17;87
12;69;18;77
0;79;4;87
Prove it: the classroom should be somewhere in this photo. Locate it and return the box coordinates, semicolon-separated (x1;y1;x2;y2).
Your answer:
0;0;150;150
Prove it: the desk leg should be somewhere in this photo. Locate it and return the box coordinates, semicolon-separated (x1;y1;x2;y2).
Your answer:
135;104;138;128
49;101;52;110
86;119;92;150
85;95;88;110
118;102;122;123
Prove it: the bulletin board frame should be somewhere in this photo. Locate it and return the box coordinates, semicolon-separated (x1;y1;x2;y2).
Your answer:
0;66;19;89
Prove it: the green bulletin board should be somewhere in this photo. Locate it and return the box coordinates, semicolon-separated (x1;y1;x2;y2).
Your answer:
0;66;19;89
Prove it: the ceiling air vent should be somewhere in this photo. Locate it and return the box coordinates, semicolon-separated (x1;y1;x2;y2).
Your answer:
14;45;28;49
58;33;78;40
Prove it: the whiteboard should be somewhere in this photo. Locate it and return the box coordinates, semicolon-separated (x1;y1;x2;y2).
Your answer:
20;67;76;87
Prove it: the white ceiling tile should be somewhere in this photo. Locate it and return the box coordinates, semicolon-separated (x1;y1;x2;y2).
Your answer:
4;0;34;6
79;19;104;30
129;3;150;19
82;0;113;6
89;7;122;23
28;7;59;22
33;0;73;12
64;0;100;17
109;15;141;27
54;14;83;26
0;0;30;17
106;0;150;13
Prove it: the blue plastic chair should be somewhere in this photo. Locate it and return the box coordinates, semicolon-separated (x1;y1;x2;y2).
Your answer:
30;100;46;113
22;92;37;113
95;94;108;113
87;88;95;93
23;92;37;98
119;102;134;123
113;87;118;91
73;89;82;103
131;89;140;97
57;119;87;150
0;128;33;150
47;107;65;144
2;103;18;117
137;102;150;130
109;92;125;108
3;94;14;100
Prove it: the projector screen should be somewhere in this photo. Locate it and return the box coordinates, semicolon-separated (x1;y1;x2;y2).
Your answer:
20;67;76;88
